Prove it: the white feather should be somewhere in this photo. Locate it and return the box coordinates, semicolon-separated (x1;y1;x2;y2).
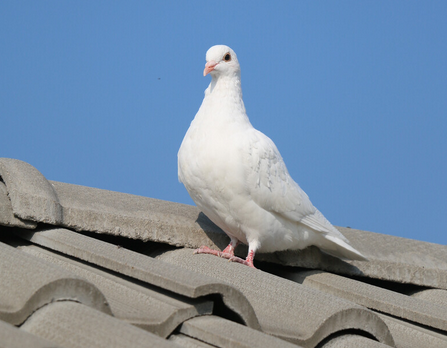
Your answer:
178;45;366;261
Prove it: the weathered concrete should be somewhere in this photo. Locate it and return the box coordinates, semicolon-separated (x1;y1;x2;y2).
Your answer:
0;158;61;224
410;288;447;307
179;316;300;348
15;227;260;330
169;333;216;348
378;313;447;348
21;244;213;338
21;301;180;348
0;241;110;325
0;319;60;348
290;270;447;331
320;334;390;348
0;181;36;229
155;248;395;348
169;333;215;348
50;180;229;248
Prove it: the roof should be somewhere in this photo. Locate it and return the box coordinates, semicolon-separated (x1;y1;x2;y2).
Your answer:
0;157;446;348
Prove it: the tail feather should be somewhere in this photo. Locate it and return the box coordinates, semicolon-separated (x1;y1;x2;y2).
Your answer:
322;234;368;261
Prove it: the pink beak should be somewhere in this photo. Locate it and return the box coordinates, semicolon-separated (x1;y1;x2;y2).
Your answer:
203;60;217;76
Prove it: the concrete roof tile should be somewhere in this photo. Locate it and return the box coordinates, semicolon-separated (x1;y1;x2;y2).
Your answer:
0;181;36;229
20;301;180;348
0;319;61;348
50;180;228;248
289;270;447;331
378;313;447;348
168;333;216;348
319;334;391;348
0;240;110;325
0;158;61;224
20;244;213;338
15;227;260;330
155;248;394;347
410;288;447;307
178;315;300;348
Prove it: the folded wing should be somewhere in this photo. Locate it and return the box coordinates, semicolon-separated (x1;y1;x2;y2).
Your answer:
244;130;366;260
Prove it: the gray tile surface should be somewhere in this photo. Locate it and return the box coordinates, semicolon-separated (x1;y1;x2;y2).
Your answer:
155;248;394;347
319;334;390;348
169;333;216;348
179;316;300;348
15;227;260;330
378;313;447;348
50;180;228;249
20;244;213;338
21;301;180;348
410;288;447;307
290;270;447;331
0;158;61;224
0;241;110;325
0;319;60;348
0;181;36;229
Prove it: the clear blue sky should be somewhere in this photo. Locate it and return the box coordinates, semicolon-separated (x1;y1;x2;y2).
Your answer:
1;2;446;245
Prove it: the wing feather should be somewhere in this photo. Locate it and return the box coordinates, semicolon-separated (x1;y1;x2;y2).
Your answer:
245;130;318;224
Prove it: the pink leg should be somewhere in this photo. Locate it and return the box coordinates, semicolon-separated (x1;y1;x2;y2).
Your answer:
221;238;239;256
229;249;256;268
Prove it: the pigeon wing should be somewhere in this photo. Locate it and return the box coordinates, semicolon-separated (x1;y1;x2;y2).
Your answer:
244;130;367;260
244;129;326;228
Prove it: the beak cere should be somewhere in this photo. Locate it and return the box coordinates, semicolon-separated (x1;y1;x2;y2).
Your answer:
203;61;218;76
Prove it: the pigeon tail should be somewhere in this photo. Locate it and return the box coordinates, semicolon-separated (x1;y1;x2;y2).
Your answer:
322;234;368;261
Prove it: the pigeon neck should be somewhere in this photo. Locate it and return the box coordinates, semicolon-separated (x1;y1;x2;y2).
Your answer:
201;73;250;125
208;74;244;108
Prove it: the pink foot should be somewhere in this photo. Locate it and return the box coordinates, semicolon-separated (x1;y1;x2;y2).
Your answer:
194;245;256;268
193;246;234;259
229;255;256;268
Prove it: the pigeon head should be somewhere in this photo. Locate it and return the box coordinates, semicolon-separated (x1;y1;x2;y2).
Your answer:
203;45;240;78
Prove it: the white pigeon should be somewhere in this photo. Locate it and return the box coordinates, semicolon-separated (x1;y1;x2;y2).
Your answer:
178;45;366;268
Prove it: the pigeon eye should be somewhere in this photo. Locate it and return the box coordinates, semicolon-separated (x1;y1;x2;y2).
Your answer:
224;53;231;62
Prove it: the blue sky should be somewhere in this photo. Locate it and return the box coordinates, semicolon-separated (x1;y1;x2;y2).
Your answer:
1;2;446;245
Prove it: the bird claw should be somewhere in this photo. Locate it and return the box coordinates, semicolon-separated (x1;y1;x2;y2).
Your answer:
194;245;236;259
193;246;256;268
193;246;216;255
229;256;256;268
